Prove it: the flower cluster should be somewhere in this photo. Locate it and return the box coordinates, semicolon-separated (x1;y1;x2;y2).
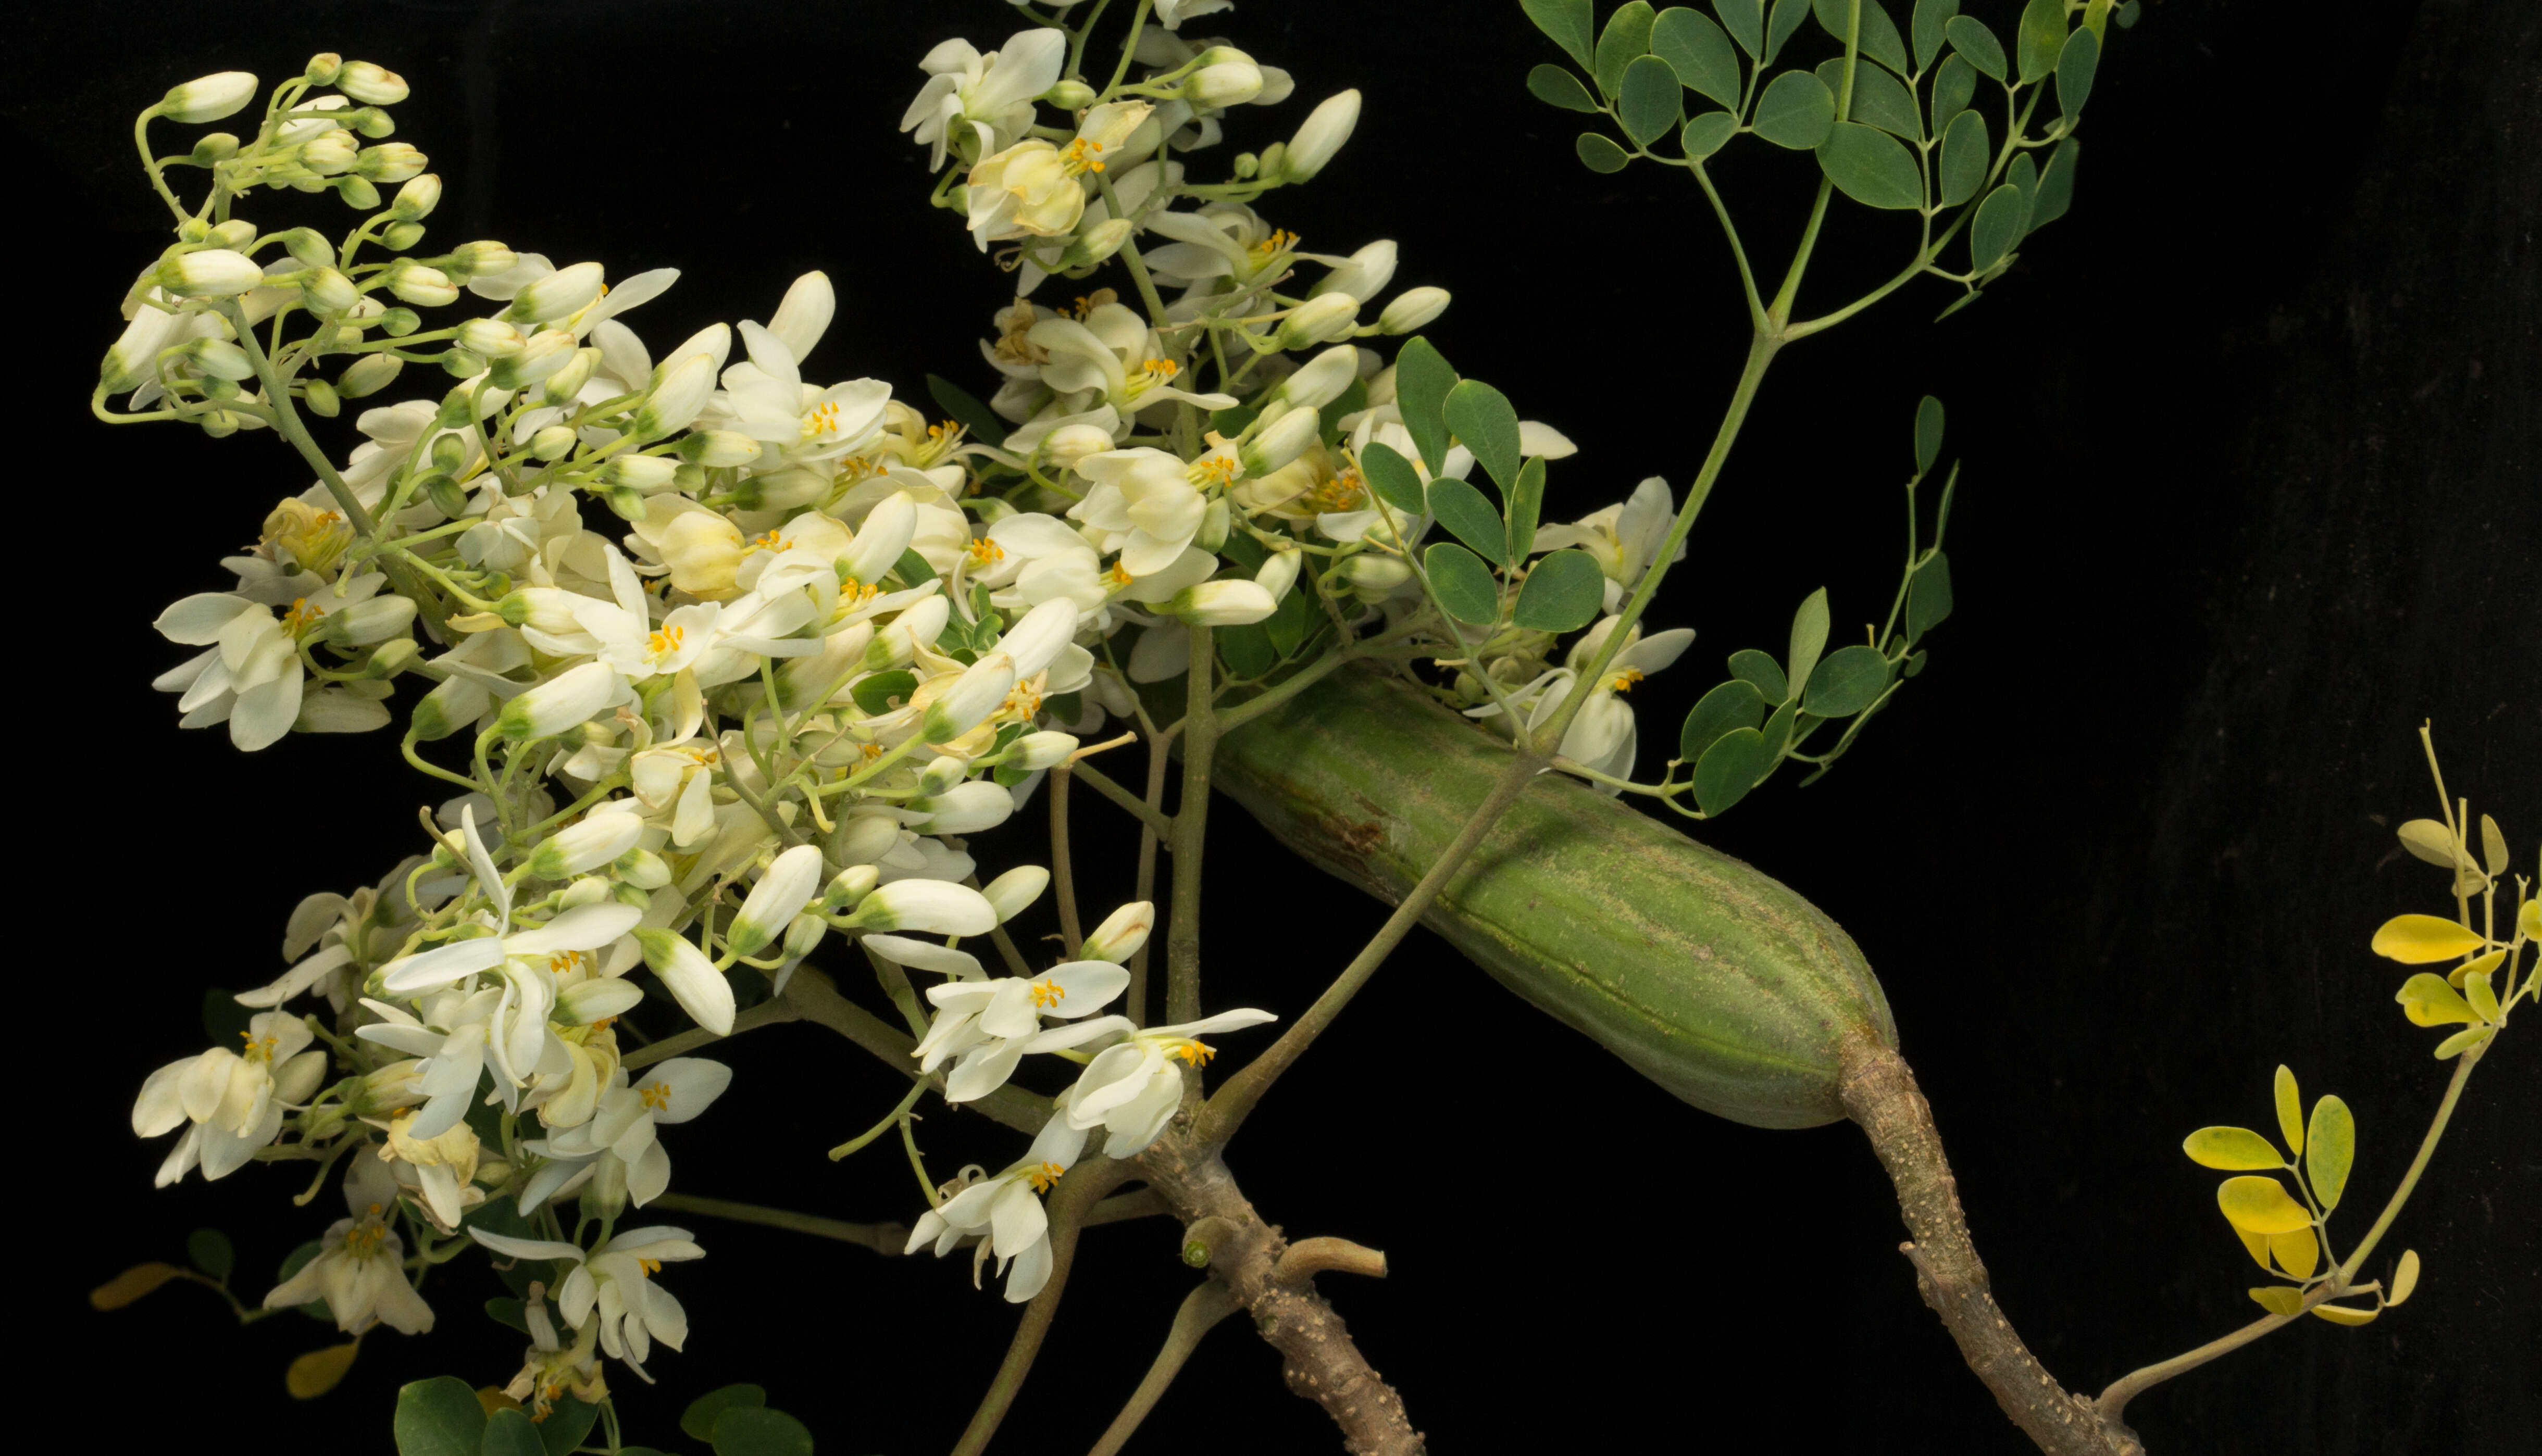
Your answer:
114;4;1700;1398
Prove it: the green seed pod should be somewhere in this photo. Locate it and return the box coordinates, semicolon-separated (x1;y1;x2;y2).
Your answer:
1211;668;1895;1128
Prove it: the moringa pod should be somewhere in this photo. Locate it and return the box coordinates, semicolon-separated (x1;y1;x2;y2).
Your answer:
1210;666;1897;1128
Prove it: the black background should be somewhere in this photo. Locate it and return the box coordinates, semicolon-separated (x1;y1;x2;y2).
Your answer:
10;1;2535;1453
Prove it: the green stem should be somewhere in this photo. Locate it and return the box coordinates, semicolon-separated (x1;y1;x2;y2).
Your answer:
1165;624;1216;1025
1051;767;1086;957
646;1193;903;1251
1068;759;1173;835
1085;1281;1243;1456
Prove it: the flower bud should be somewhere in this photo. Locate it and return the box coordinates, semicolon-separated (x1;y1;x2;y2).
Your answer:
335;61;411;106
1196;497;1230;554
350;106;397;140
304;53;343;84
1255;548;1301;604
917;755;968;797
154;249;263;299
1273;343;1361;411
911;781;1016;836
631;350;717;440
1185;49;1264;107
506;261;605;325
598;456;678;494
1042;423;1116;470
457;318;526;359
388;262;457;308
208;219;258;250
822;863;881;910
921;656;1018;744
728;844;827;958
356;142;428;184
189;132;241;164
1378;286;1451;334
333;596;417;646
1061;217;1133;268
1240;405;1319;478
538;347;600;406
160;72;259;124
271;228;331;271
390;172;442;220
186;338;255;381
447;241;517;278
781;913;828;967
527;424;577;461
1164;580;1278;626
271;1049;331;1107
1081;900;1154;962
633;928;733;1035
1002;597;1083;679
1045;78;1098;110
335;175;381;210
488;328;577;389
1343;555;1413;594
381;220;427;253
301;128;359;175
337;352;403;398
303;378;342;417
379;307;421;337
677;430;763;469
844;879;997;936
497;661;626;742
1010;731;1079;772
1274;292;1360;350
527;812;646;880
615;847;672;890
301;267;358;315
981;867;1053;926
1313;240;1397;302
1282;90;1362;182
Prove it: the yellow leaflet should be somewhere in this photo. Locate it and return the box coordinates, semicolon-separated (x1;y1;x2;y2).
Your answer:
2311;1302;2380;1327
2235;1226;2273;1272
2433;1026;2493;1060
2395;972;2478;1028
2183;1126;2282;1170
2218;1175;2312;1235
2269;1226;2320;1280
88;1262;182;1310
2389;1249;2422;1307
2394;818;2459;868
2305;1096;2356;1211
2519;895;2539;943
2247;1286;2304;1317
286;1341;360;1399
2449;947;2507;989
2273;1065;2303;1156
2462;967;2501;1022
2371;913;2485;964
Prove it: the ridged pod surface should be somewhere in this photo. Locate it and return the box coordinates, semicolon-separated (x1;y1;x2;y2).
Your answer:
1211;667;1897;1128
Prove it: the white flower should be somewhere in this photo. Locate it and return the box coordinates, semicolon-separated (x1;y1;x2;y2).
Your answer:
1068;448;1213;575
704;320;892;466
1029;304;1237;423
966;140;1087;247
375;808;644;1124
1061;1009;1278;1158
904;1114;1088;1303
153;573;392;751
1531;476;1687;611
132;1010;325;1184
503;1281;608;1421
913;959;1131;1102
519;1058;732;1212
470;1226;705;1377
1474;617;1697;788
263;1158;435;1336
901;28;1067;169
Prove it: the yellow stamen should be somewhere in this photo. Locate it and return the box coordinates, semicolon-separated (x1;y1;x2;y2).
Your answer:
1248;228;1300;262
238;1030;279;1062
1303;467;1366;513
647;625;685;659
281;597;323;634
1170;1040;1216;1068
1186;454;1239;488
802;400;844;441
638;1258;662;1275
1028;977;1066;1009
1026;1160;1066;1194
968;536;1006;566
548;950;588;976
1105;562;1135;587
638;1080;672;1111
1062;136;1108;175
1609;668;1646;693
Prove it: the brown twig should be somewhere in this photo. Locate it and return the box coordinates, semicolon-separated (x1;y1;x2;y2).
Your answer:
1136;1132;1424;1455
1086;1280;1244;1456
1840;1037;2142;1456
